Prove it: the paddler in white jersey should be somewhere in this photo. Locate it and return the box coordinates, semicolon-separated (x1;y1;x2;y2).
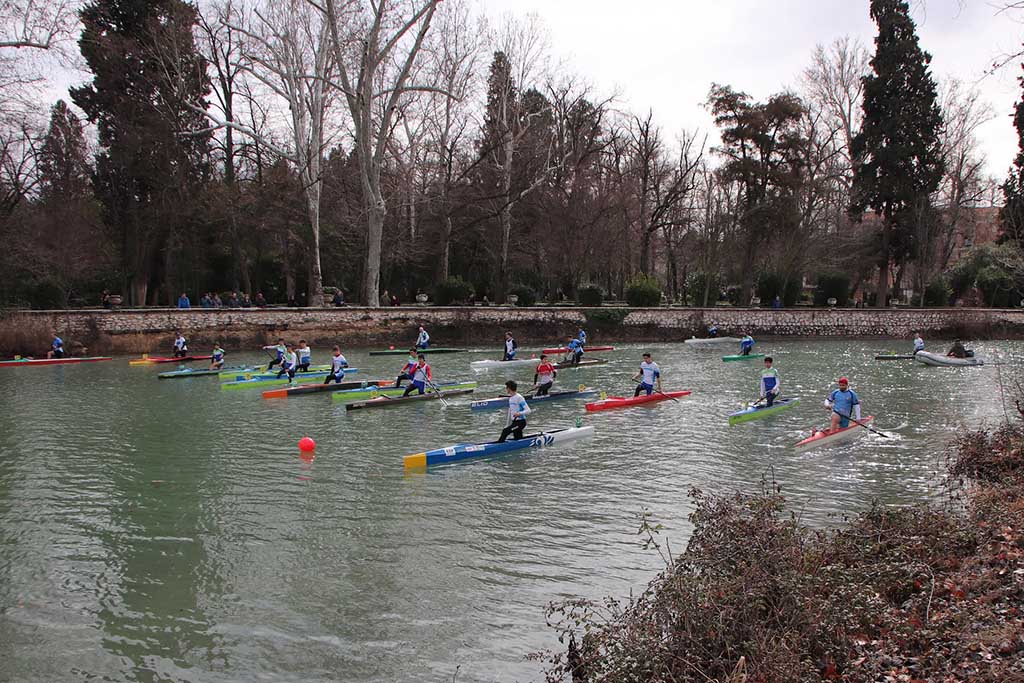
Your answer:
323;345;349;384
173;332;188;358
503;331;518;361
631;352;662;397
416;326;430;349
263;339;286;370
760;356;779;406
402;354;432;396
275;344;298;383
296;340;312;372
497;380;531;442
913;332;925;354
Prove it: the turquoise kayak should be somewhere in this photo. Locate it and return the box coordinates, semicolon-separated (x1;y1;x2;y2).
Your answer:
221;368;359;390
158;365;260;379
728;397;801;425
722;353;765;362
469;388;598;411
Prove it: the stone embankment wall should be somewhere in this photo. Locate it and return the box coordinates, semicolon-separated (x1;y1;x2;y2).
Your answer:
5;306;1024;354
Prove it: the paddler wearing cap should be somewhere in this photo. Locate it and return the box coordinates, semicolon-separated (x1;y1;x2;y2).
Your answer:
824;376;861;430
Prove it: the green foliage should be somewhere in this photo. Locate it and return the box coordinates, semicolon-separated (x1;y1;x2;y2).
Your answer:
584;308;628;328
686;271;720;306
975;266;1016;307
508;283;537;307
576;284;604;307
813;271;850;306
923;276;952;307
942;243;1024;306
756;272;801;307
625;275;662;307
433;277;475;305
948;258;978;299
1001;65;1024;243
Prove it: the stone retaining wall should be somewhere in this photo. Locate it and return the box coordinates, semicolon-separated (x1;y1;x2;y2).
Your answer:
4;306;1024;354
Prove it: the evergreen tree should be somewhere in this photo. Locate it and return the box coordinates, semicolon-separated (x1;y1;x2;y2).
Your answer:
71;0;211;306
850;0;944;307
1000;68;1024;244
38;101;93;202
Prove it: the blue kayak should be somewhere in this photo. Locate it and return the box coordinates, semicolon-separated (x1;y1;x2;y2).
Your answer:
158;365;259;379
404;426;594;469
469;388;598;411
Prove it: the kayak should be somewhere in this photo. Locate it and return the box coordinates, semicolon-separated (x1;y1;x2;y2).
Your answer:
684;337;740;347
542;345;615;354
915;350;984;367
403;425;595;470
219;364;333;381
875;354;917;360
0;356;112;368
471;357;541;371
368;348;467;356
554;358;608;370
794;416;874;452
158;365;260;379
722;353;765;362
220;369;359;390
728;397;801;425
262;379;390;399
470;388;599;411
585;390;691;412
331;381;477;403
129;355;213;366
346;387;476;411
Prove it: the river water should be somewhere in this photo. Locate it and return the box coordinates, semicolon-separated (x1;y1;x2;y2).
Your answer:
1;339;1020;682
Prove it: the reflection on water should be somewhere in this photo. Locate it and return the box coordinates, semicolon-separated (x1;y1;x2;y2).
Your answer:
1;339;1020;681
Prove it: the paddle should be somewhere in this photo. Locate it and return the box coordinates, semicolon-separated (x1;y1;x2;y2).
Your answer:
424;376;451;408
831;408;889;439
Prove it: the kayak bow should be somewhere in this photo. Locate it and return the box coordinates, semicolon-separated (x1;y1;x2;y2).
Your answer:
403;426;595;469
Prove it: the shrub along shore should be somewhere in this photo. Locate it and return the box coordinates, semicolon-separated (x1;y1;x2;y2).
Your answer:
541;422;1024;682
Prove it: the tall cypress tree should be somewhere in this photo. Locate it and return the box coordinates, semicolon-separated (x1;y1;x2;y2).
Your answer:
1000;70;1024;244
71;0;211;306
38;100;93;203
851;0;944;307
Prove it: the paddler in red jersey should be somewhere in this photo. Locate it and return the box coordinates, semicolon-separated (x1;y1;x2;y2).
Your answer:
530;354;558;396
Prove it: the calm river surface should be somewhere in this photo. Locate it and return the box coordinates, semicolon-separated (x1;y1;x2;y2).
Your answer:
1;338;1021;682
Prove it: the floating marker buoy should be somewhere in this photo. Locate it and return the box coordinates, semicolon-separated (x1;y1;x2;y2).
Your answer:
388;345;395;350
298;436;316;452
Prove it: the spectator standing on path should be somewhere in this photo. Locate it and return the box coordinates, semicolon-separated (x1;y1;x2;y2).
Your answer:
228;292;240;307
177;292;191;309
380;290;390;307
255;292;267;307
772;295;782;309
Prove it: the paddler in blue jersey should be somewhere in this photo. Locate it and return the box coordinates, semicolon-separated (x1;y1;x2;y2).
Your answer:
497;380;531;442
394;348;419;387
913;332;925;354
503;331;518;360
707;324;719;338
577;328;587;346
209;343;226;370
295;340;312;372
173;332;188;358
47;331;65;359
631;352;662;397
401;354;432;396
824;376;861;430
275;344;298;383
760;356;779;407
566;337;584;365
263;339;286;371
416;325;430;350
739;334;755;356
323;345;349;384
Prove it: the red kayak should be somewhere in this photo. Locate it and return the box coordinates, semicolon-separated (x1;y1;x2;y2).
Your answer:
0;356;113;368
129;355;213;365
585;390;691;412
794;416;874;452
543;345;615;354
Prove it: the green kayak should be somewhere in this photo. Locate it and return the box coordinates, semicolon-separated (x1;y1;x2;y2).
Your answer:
219;364;332;382
331;381;477;402
722;353;766;362
368;348;467;356
728;397;801;425
221;370;354;390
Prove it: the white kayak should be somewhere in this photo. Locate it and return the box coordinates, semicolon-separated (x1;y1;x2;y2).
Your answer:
470;357;541;371
914;350;983;367
794;416;874;452
684;336;741;348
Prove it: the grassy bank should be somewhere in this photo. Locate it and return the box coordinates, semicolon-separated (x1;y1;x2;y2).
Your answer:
542;424;1024;682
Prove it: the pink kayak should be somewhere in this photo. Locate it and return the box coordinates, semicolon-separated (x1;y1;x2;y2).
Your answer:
0;356;112;368
585;390;691;412
794;416;874;452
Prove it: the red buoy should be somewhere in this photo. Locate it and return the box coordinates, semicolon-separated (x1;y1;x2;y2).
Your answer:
298;436;316;452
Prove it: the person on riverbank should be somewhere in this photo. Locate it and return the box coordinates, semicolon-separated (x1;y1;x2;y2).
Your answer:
632;352;662;397
394;348;419;387
740;334;755;356
275;344;298;384
263;339;286;370
498;380;531;443
914;333;925;354
566;337;584;365
503;331;518;361
46;332;65;359
760;357;780;407
323;346;349;384
825;377;861;430
531;355;557;396
296;340;312;372
177;292;191;309
402;355;432;396
416;326;430;349
173;332;188;358
210;343;226;370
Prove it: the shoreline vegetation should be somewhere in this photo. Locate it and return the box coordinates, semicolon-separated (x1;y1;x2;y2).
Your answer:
539;423;1024;682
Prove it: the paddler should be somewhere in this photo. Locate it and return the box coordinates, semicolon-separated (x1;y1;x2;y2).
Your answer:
296;339;312;372
263;339;286;370
739;334;755;356
46;331;65;359
323;345;349;384
275;344;298;384
577;327;587;346
631;352;662;397
401;354;432;396
913;332;925;354
416;325;430;349
173;332;188;358
503;331;519;361
530;354;557;396
760;356;779;407
824;376;861;431
209;342;226;370
394;348;419;387
707;323;719;338
566;336;584;365
947;340;970;358
497;380;531;442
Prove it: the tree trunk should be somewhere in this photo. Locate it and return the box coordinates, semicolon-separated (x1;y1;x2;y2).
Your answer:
876;223;891;308
639;228;651;276
438;214;453;281
497;198;512;303
362;186;386;307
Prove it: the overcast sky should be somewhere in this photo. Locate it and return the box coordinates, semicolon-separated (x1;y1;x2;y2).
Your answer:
480;0;1024;180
